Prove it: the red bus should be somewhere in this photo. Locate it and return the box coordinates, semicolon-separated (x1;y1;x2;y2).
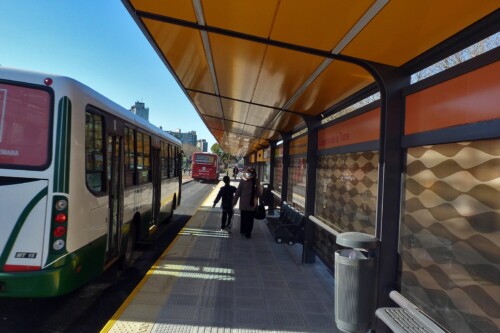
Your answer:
191;152;219;181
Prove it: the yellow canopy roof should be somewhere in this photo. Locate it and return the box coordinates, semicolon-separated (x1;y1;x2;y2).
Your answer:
122;0;499;156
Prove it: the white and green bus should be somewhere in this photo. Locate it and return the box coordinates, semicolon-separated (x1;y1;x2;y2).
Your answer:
0;67;182;297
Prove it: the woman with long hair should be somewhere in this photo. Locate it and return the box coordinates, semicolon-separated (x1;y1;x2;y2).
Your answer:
233;167;262;238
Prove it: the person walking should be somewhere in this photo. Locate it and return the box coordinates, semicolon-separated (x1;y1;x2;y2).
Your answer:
213;176;237;232
233;165;239;179
233;167;261;239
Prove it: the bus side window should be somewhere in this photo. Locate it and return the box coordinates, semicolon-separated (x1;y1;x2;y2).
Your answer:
142;134;151;183
169;144;175;178
124;126;135;187
161;141;169;179
85;112;105;193
136;131;151;184
175;147;179;177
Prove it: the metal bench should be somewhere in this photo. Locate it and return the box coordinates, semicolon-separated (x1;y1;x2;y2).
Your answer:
265;202;304;245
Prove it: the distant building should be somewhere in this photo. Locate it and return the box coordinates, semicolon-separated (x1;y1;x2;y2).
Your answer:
167;129;197;146
197;139;208;152
130;101;149;121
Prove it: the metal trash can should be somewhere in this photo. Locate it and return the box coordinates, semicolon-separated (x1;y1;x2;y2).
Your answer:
335;232;379;333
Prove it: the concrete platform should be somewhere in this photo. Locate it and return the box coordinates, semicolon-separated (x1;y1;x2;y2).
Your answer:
101;181;337;333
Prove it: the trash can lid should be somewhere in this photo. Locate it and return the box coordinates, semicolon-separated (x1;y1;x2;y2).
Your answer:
336;232;379;249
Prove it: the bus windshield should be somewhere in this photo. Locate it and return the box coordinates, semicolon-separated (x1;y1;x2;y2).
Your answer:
0;83;51;168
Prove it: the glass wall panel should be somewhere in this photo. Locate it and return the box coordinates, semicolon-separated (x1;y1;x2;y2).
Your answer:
315;151;378;235
401;139;500;333
273;159;283;193
273;145;283;194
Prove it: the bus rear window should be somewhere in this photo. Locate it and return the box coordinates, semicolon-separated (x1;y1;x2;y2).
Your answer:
0;83;51;168
194;154;215;164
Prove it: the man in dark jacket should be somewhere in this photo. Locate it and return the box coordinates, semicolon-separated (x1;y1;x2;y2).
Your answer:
213;176;237;231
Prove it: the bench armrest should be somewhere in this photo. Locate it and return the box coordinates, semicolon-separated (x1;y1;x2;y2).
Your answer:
376;291;448;333
376;308;447;333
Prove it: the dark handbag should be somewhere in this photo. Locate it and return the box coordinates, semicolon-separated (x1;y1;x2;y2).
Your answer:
254;203;266;220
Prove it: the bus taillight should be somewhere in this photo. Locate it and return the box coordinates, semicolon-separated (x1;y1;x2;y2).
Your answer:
55;213;67;223
53;226;66;237
51;196;68;253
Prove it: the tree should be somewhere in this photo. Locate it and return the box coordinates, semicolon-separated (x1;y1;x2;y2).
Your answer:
210;143;223;155
412;33;499;83
211;143;232;170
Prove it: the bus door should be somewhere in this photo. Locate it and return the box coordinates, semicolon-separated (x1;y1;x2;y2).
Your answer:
106;134;123;262
151;147;161;225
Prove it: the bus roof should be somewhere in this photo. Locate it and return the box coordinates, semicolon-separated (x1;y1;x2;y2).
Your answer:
0;67;181;146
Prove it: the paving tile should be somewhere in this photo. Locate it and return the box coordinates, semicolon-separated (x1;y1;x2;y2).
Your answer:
166;294;200;306
234;309;273;327
265;297;300;312
234;297;266;309
297;300;329;314
270;311;307;327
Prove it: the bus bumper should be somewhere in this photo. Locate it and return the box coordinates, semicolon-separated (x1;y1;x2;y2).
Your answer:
0;240;106;298
0;260;85;297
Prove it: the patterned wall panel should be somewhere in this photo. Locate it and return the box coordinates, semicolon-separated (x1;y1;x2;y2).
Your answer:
315;151;378;235
287;157;306;211
312;224;338;271
273;158;282;193
401;140;500;333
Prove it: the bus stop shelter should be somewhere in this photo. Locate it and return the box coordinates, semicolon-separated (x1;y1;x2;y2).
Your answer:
121;1;499;332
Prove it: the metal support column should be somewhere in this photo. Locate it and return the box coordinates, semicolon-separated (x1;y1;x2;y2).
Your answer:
269;141;276;191
280;134;291;204
370;64;410;333
303;118;319;264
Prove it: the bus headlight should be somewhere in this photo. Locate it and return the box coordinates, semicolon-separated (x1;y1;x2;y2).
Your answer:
55;199;68;210
53;239;65;250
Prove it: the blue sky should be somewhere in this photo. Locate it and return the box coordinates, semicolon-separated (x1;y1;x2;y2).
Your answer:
0;0;216;148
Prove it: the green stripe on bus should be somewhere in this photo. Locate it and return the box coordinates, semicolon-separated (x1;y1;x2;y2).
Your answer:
2;235;107;297
54;97;72;193
0;187;48;268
